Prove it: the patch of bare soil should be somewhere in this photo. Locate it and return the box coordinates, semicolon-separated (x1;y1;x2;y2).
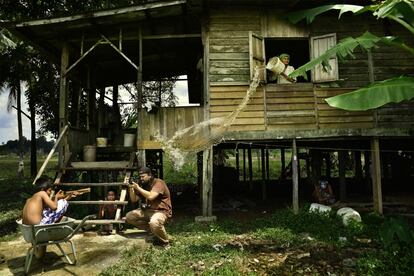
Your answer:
0;229;148;275
224;235;375;275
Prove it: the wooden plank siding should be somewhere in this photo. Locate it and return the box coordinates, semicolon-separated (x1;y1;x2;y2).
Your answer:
138;106;204;149
377;101;414;128
210;85;265;132
314;88;375;129
266;84;317;130
209;9;261;84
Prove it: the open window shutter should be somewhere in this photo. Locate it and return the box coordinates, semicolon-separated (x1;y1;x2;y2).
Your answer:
249;32;266;82
310;33;339;83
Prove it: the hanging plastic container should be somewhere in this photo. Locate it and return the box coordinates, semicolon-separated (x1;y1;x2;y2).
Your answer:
96;137;108;147
83;145;96;162
266;57;285;74
337;207;361;226
123;133;136;147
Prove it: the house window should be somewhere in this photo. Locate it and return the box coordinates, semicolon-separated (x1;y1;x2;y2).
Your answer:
249;32;339;83
265;38;310;83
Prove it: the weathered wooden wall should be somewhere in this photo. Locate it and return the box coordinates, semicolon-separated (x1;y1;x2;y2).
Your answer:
210;85;265;131
138;106;204;149
266;83;316;130
314;88;374;129
209;8;261;84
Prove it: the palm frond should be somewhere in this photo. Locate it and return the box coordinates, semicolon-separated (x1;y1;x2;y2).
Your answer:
289;32;396;80
325;76;414;111
7;87;16;113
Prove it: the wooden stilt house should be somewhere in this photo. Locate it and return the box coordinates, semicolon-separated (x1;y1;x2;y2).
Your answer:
3;0;414;222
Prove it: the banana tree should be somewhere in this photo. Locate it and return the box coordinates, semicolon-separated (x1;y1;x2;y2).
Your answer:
286;0;414;111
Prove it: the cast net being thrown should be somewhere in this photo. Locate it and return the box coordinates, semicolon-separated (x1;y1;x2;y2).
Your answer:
155;67;261;169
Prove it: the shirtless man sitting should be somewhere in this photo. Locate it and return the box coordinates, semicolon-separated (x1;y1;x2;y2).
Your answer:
22;176;77;225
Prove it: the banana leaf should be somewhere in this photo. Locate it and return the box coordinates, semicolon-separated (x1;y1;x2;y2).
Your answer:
325;76;414;111
0;29;16;50
287;4;364;24
289;32;396;80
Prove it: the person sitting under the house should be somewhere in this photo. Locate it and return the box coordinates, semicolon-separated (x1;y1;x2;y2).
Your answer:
268;53;297;84
313;177;336;205
22;176;78;258
98;189;118;235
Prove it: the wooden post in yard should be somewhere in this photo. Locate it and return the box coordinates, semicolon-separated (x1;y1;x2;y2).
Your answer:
292;139;299;214
370;138;383;214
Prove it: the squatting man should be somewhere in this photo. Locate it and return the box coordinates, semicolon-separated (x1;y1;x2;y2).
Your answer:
126;166;172;246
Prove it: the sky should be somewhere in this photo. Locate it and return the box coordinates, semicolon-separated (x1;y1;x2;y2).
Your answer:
0;79;194;145
0;89;32;145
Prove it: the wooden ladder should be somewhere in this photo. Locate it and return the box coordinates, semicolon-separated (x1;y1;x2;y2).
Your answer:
54;151;137;227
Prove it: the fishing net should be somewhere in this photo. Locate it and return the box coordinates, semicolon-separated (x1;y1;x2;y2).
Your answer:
155;68;262;168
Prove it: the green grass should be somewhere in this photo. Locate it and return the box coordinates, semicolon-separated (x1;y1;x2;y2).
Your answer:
100;207;411;276
1;154;413;275
0;153;58;179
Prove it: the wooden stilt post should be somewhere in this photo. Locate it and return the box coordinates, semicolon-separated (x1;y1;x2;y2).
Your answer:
265;148;270;181
243;148;246;184
248;145;253;191
136;26;145;167
310;149;322;187
339;150;347;201
364;151;370;180
235;147;240;186
261;148;266;200
325;152;331;179
281;148;285;179
370;138;383;214
354;151;363;182
292;139;299;214
59;43;69;169
197;152;203;205
202;146;213;216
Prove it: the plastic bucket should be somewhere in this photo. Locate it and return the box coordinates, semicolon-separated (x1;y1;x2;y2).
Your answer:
337;207;361;226
266;57;285;74
96;137;108;147
124;133;136;147
309;203;332;214
83;145;96;162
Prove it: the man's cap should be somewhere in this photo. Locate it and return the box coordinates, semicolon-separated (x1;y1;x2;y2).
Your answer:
139;166;152;175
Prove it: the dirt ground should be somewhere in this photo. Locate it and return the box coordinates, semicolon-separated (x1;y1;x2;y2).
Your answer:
0;229;149;276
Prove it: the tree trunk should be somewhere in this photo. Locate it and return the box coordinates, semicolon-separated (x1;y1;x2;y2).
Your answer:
16;82;24;178
29;91;37;177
